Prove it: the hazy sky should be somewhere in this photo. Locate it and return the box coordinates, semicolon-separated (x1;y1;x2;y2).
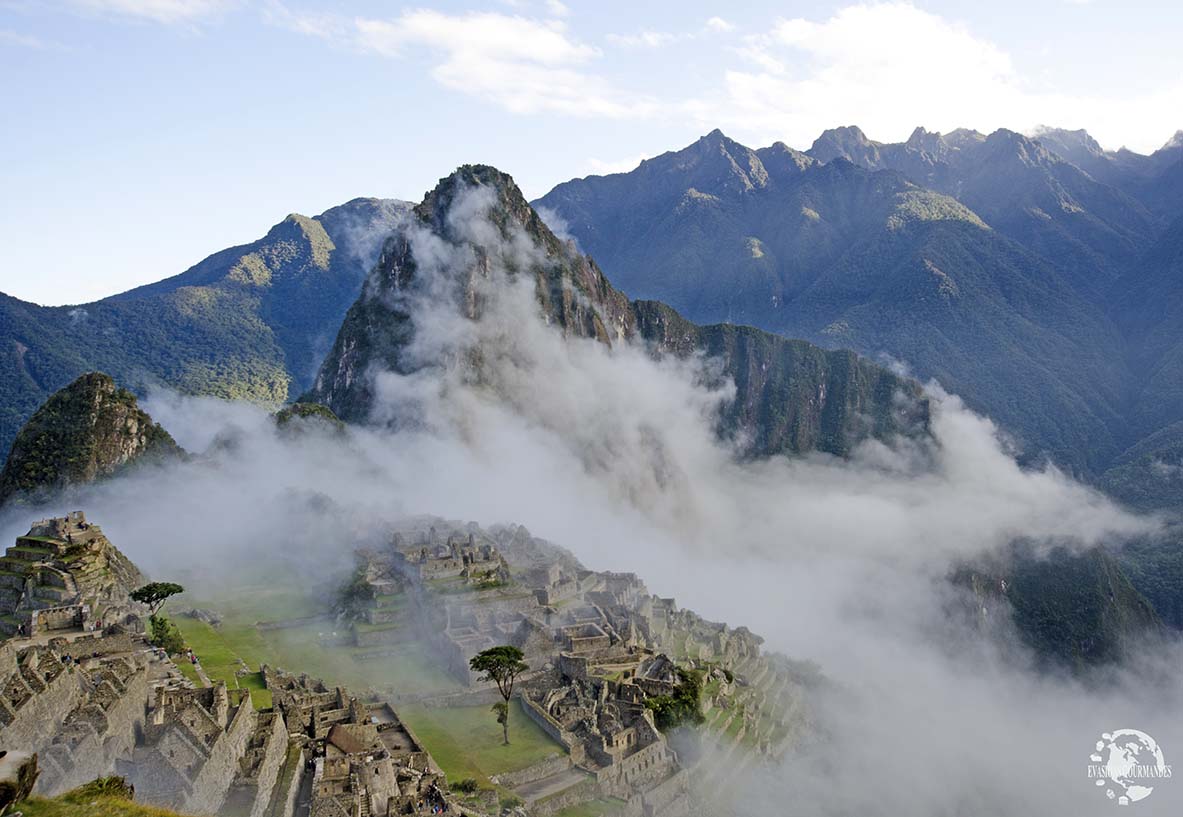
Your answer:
2;0;1182;305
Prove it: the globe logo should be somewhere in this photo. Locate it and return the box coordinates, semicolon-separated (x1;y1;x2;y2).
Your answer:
1087;729;1173;805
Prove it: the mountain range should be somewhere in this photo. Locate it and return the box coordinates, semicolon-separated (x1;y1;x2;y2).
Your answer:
535;125;1183;506
0;197;408;458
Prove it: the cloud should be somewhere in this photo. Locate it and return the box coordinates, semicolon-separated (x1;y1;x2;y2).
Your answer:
705;16;734;33
6;182;1179;815
713;2;1183;153
68;0;232;25
583;153;649;176
0;28;58;48
606;30;680;48
271;4;655;118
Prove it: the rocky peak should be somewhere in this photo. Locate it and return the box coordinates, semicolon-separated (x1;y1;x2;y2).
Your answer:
0;373;183;506
807;125;883;167
905;126;949;157
1160;130;1183;152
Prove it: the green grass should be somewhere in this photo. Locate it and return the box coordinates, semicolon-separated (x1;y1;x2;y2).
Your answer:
553;800;622;817
20;797;185;817
398;700;564;786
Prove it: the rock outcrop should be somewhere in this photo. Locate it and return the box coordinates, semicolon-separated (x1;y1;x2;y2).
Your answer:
0;372;182;505
306;165;928;458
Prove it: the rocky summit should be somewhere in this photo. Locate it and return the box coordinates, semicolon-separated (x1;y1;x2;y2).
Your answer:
0;372;182;506
306;164;928;459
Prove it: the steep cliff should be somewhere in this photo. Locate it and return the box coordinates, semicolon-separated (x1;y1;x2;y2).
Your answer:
306;165;928;459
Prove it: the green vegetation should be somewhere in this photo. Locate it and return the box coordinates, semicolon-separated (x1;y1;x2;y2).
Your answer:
131;582;185;615
147;614;185;656
644;668;706;731
399;701;562;786
552;800;623;817
0;198;407;460
469;645;529;745
0;372;183;504
19;777;186;817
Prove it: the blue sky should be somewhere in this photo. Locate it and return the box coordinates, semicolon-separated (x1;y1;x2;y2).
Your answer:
2;0;1182;305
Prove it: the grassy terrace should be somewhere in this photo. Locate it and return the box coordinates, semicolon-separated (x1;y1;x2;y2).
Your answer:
553;800;624;817
161;575;566;784
398;700;562;787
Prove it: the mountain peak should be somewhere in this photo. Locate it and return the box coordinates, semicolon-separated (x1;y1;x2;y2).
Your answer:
1161;130;1183;151
808;125;882;166
0;372;183;505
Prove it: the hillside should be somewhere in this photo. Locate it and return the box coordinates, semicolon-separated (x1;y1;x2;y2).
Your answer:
0;197;408;459
535;130;1130;472
0;373;182;506
306;165;928;459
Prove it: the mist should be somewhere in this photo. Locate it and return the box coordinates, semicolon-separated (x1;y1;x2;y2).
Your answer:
3;185;1179;815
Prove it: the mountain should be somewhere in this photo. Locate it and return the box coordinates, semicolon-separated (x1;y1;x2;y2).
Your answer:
307;165;928;459
535;130;1130;473
955;545;1164;670
0;373;182;505
1033;127;1183;219
0;197;409;460
803;126;1156;297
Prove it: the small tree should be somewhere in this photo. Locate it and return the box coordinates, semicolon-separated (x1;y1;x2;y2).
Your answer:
469;645;528;745
130;582;184;616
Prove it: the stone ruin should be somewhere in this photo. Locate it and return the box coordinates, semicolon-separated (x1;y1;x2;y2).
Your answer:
0;511;145;638
344;518;818;816
262;665;462;817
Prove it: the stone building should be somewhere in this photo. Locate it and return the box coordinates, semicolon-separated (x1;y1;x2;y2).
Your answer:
125;683;259;814
0;512;145;638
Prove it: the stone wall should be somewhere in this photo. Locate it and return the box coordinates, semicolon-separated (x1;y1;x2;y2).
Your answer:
36;656;149;795
184;695;258;815
224;711;289;817
0;651;84;755
489;754;570;789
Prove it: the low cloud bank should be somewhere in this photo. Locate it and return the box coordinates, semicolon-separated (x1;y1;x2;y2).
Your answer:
3;186;1178;814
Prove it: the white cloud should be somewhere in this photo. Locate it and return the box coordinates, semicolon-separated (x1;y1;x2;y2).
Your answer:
606;30;680;48
0;28;52;48
705;16;734;32
273;5;655;118
713;2;1183;153
584;153;649;175
544;0;569;16
68;0;232;24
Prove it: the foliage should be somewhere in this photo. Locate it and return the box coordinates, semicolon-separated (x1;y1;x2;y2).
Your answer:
469;645;529;745
500;795;524;810
449;778;479;793
0;372;182;504
64;778;135;801
130;582;184;615
148;614;185;655
644;668;706;732
0;199;407;461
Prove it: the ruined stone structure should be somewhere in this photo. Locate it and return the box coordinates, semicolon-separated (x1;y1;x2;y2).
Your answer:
0;512;145;638
0;635;151;796
263;665;460;817
346;519;815;816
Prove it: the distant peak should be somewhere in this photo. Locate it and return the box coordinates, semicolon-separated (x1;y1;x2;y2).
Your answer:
1162;130;1183;151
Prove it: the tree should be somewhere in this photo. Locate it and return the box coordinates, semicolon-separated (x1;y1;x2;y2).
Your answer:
130;582;184;616
469;645;529;745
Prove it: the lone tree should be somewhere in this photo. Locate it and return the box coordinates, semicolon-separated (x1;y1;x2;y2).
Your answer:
469;645;529;745
130;582;184;616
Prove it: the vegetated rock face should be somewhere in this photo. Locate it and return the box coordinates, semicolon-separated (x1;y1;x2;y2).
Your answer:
533;127;1180;477
272;401;345;434
0;372;183;505
306;164;928;459
0;197;410;461
953;545;1164;670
